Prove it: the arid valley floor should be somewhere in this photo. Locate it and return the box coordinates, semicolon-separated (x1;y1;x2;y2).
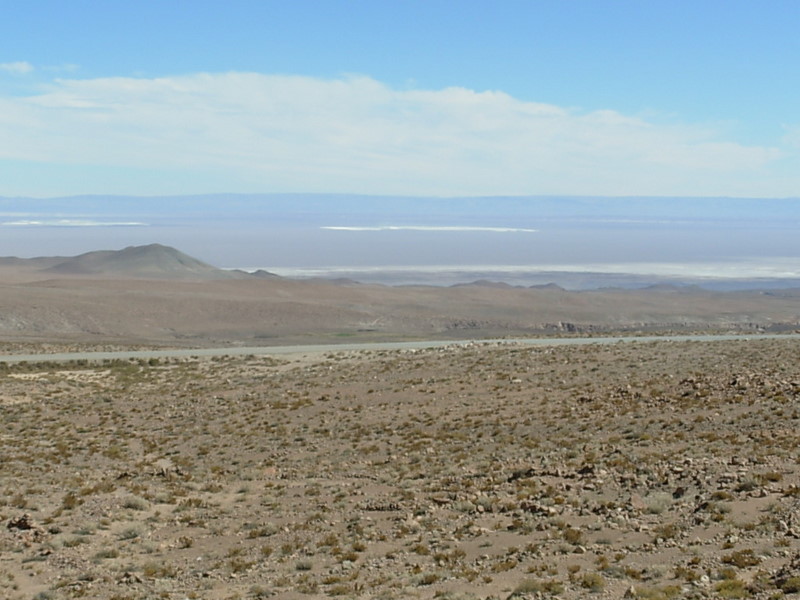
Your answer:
2;337;800;599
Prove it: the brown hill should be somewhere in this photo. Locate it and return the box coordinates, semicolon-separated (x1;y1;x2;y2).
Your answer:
40;243;240;279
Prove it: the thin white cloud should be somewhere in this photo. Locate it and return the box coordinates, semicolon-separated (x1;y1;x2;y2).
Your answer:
0;61;34;74
0;72;794;196
2;219;147;227
322;225;538;233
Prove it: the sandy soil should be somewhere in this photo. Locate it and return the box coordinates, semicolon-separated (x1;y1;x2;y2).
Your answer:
2;338;799;599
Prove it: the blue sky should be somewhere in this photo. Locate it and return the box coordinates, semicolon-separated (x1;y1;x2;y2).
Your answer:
1;0;799;198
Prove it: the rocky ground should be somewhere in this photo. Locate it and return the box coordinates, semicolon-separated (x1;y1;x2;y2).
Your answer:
2;338;800;599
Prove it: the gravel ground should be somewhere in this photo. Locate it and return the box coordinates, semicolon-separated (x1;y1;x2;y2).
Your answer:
2;338;799;599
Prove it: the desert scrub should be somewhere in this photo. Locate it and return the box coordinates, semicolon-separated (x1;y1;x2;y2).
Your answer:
142;561;178;578
580;572;605;592
508;578;564;596
630;584;682;599
652;522;681;542
61;492;81;510
61;535;89;548
117;526;143;540
490;558;518;573
249;585;271;599
735;477;759;493
562;526;582;545
644;492;673;515
713;578;750;598
721;549;760;568
228;557;254;574
779;576;800;593
245;523;278;538
757;471;782;484
414;572;440;586
673;565;700;583
317;532;339;548
295;559;313;571
122;496;149;511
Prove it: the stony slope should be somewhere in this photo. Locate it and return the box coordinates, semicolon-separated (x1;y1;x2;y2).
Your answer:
2;338;799;599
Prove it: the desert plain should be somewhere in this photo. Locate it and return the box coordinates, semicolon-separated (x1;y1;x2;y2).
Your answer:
2;246;800;599
1;244;800;347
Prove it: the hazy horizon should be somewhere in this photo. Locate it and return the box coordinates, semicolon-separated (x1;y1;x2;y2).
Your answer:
2;193;799;290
